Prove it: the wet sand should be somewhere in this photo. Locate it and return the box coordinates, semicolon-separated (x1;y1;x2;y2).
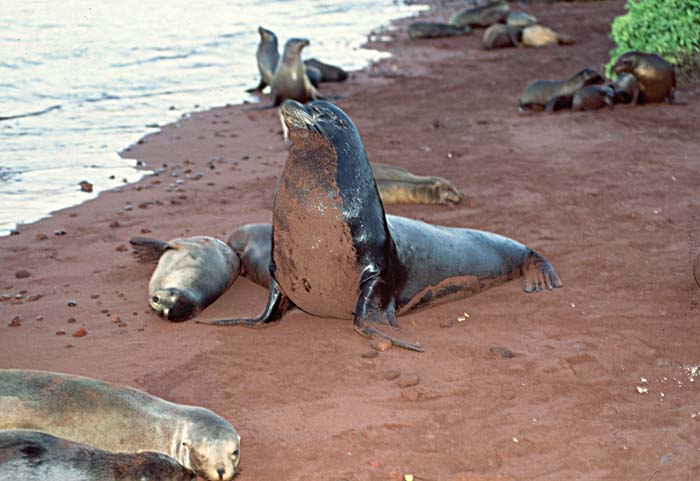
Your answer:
2;1;700;480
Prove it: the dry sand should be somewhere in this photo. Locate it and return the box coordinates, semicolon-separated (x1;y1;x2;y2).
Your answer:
2;1;700;480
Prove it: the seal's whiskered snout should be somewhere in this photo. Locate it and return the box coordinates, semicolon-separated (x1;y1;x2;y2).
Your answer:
279;100;324;136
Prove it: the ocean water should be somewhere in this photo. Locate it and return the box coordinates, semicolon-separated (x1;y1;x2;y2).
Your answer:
0;0;423;235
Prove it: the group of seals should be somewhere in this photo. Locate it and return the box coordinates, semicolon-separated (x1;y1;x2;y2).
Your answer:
0;369;241;481
248;27;348;105
129;236;240;322
199;100;562;351
0;430;196;481
520;52;676;113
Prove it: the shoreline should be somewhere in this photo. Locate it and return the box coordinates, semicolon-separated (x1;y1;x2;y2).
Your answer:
4;1;700;480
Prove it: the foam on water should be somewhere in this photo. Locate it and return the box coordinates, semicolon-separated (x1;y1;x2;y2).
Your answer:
0;0;424;234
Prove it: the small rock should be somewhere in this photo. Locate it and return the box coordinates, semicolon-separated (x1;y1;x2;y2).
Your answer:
361;350;379;359
439;319;454;328
26;294;42;302
54;230;66;236
400;389;421;402
67;317;76;324
109;221;121;228
115;244;128;252
15;270;31;279
10;230;19;236
56;330;66;336
65;344;74;349
35;233;48;241
67;300;77;307
383;370;401;381
140;228;152;234
370;338;392;352
72;327;88;338
397;373;420;388
654;358;673;368
9;316;21;327
35;316;43;321
79;180;93;193
490;346;516;359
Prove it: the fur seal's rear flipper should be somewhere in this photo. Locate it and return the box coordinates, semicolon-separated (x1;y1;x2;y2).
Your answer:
129;236;171;263
245;80;266;93
521;250;563;292
197;278;295;327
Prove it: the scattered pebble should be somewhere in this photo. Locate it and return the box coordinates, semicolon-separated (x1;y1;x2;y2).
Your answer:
490;346;516;359
15;270;31;279
115;244;128;252
26;294;42;302
79;180;93;192
109;221;121;228
396;374;420;388
439;319;454;328
383;370;401;381
400;389;421;402
361;351;379;359
72;327;88;338
35;316;43;321
65;344;74;349
56;330;66;336
67;317;76;324
9;316;21;327
140;228;152;234
370;338;392;352
35;233;48;241
67;300;77;307
54;230;66;236
636;386;649;394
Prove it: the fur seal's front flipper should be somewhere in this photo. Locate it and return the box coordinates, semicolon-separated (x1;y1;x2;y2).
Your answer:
130;236;171;263
520;250;562;292
245;80;266;93
198;278;295;327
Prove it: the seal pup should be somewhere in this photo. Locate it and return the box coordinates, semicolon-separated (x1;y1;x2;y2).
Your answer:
227;223;274;290
611;51;676;104
408;22;472;40
450;1;509;28
304;58;348;82
0;430;195;481
202;100;562;351
270;38;321;106
246;26;279;93
612;73;639;104
130;236;240;322
519;68;605;112
572;84;615;111
371;163;463;205
521;25;574;48
0;370;241;481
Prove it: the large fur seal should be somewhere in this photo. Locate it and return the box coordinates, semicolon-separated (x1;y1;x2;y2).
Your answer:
371;163;462;205
519;68;604;112
246;27;279;93
0;370;241;481
450;1;509;28
0;430;196;481
130;236;240;322
611;51;676;104
270;38;321;106
408;22;471;40
572;84;615;111
202;100;562;351
304;58;348;83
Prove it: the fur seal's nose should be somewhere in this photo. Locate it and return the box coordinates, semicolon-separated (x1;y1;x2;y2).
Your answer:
217;467;225;479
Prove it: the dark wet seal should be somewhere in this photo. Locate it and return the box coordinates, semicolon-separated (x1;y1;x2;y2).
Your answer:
612;51;676;104
519;68;604;112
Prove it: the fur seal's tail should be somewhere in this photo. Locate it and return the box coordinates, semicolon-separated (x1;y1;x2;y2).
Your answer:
521;250;563;293
129;236;170;263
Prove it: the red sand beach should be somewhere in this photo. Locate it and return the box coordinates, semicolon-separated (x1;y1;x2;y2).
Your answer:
2;1;700;480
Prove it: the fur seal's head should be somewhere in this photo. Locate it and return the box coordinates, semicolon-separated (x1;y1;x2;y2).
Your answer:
612;51;640;75
573;67;605;86
279;99;355;145
257;26;277;45
149;287;199;322
130;452;197;481
433;179;463;204
181;409;241;481
281;37;309;62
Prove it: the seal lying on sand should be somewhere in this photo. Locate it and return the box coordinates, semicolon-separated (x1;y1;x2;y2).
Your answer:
0;430;195;481
130;236;240;322
450;1;509;28
612;73;639;104
519;68;604;112
572;84;615;111
304;58;348;82
612;51;676;104
506;11;537;29
408;22;471;40
521;25;574;48
482;24;519;49
371;163;462;205
0;370;241;481
270;38;321;105
202;100;562;351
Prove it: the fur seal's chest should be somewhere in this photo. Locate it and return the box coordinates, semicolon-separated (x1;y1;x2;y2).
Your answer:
272;130;361;318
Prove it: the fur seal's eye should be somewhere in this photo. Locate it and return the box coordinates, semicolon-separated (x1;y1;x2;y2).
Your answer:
232;449;239;458
152;295;160;303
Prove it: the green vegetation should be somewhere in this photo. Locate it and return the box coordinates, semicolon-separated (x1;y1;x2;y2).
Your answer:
607;0;700;82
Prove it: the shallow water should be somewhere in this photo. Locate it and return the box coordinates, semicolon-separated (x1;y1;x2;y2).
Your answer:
0;0;423;234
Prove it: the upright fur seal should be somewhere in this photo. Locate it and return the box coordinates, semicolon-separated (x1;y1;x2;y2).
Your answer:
371;163;463;205
408;22;471;40
450;1;509;28
0;430;195;481
572;84;615;111
130;236;240;322
270;38;321;106
247;26;279;93
519;68;604;112
612;51;676;104
203;100;562;351
0;370;241;481
612;73;639;104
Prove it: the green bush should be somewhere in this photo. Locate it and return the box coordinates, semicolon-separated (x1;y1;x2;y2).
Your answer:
607;0;700;81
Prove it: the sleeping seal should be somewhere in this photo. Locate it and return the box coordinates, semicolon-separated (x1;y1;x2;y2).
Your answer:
202;100;562;351
519;68;605;112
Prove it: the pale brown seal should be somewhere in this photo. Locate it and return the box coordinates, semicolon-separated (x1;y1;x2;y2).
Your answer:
371;163;462;205
270;37;321;106
0;430;196;481
519;68;605;112
611;51;676;104
0;370;241;481
521;25;574;48
130;236;240;322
